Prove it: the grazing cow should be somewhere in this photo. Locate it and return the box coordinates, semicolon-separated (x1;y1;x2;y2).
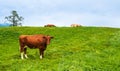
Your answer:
19;34;53;59
44;24;56;27
71;24;81;27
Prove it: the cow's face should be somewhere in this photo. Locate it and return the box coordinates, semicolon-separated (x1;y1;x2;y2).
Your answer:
45;35;54;44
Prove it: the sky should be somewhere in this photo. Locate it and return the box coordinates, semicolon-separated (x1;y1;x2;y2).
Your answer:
0;0;120;27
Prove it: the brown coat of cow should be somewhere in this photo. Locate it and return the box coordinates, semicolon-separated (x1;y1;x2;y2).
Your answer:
19;34;53;59
44;24;56;27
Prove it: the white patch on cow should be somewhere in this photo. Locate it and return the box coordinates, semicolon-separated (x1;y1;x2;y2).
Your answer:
21;52;24;59
40;55;42;59
25;54;28;58
24;46;27;48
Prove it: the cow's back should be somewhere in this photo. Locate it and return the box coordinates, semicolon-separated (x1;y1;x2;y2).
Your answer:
19;34;47;48
26;35;46;44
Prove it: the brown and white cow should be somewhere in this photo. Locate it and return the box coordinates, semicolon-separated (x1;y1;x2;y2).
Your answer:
44;24;56;27
71;24;81;27
19;34;53;59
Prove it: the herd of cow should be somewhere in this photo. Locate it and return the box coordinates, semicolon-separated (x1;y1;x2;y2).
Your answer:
44;24;81;27
19;24;81;59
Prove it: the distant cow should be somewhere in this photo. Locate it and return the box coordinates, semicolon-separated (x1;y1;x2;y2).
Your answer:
44;24;56;27
71;24;81;27
19;34;53;59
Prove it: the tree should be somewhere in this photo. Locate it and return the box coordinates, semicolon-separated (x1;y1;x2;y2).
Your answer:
5;10;24;26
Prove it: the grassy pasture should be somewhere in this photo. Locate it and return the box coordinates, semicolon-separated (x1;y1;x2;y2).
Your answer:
0;27;120;71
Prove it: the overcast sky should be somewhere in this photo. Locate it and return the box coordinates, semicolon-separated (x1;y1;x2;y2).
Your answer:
0;0;120;27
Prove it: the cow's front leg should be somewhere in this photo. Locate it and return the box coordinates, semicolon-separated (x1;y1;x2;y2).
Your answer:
39;48;44;59
24;47;28;58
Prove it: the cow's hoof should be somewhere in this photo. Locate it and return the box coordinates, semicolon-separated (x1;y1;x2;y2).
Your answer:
40;55;43;59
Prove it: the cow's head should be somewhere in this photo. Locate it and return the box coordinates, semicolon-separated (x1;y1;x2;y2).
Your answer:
44;35;54;44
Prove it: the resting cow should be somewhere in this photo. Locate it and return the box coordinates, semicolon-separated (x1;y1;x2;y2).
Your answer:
44;24;56;27
19;34;53;59
71;24;81;27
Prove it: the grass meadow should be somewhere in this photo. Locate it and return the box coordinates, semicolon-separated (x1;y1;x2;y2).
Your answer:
0;27;120;71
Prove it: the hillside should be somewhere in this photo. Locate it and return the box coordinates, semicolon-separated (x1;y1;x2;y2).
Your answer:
0;27;120;71
0;23;10;27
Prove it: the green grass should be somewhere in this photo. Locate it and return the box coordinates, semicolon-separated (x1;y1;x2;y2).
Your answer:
0;27;120;71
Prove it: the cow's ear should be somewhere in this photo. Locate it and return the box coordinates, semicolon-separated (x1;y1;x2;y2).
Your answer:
43;36;46;38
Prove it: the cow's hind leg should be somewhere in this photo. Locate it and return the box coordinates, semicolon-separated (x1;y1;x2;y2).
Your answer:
24;47;28;58
20;44;25;59
20;47;24;59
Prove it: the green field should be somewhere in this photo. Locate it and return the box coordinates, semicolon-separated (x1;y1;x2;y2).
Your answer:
0;27;120;71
